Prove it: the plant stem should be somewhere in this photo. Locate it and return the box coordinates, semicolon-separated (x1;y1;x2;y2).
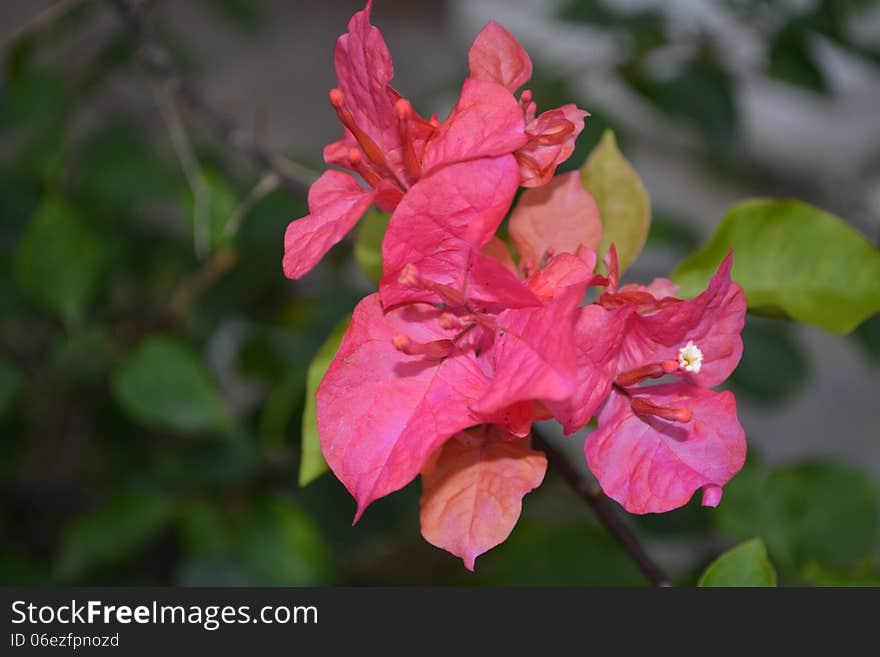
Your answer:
531;426;673;587
108;0;315;198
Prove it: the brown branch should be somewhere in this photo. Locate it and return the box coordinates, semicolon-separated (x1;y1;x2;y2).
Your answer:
107;0;314;198
531;426;673;587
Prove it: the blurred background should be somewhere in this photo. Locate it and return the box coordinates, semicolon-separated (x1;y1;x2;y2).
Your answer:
1;0;878;586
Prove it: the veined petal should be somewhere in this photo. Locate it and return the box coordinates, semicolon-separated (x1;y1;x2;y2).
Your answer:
509;171;602;266
380;155;522;308
317;294;490;520
282;170;377;279
421;78;527;176
517;105;588;188
585;383;746;514
618;254;746;386
467;21;533;93
420;426;546;570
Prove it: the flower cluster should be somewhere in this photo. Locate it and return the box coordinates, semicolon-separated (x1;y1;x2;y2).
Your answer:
283;1;746;570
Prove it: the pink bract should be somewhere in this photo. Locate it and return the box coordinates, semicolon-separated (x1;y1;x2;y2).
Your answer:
420;426;547;570
282;2;586;280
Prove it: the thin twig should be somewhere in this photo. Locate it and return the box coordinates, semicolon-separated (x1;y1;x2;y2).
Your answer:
3;0;86;50
166;248;238;320
531;426;673;587
225;171;280;238
107;0;315;198
152;79;210;259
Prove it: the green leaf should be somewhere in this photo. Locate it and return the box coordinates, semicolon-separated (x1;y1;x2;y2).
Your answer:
852;313;880;365
580;130;650;273
474;519;648;586
112;335;228;433
698;538;777;587
353;209;390;285
300;315;350;486
233;495;336;585
13;198;106;322
728;317;810;405
672;199;880;334
769;22;827;93
184;168;239;251
76;120;178;213
57;489;174;580
716;462;879;573
0;68;70;127
0;360;22;418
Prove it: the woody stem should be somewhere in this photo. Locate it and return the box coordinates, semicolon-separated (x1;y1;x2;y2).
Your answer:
531;426;673;587
108;0;314;197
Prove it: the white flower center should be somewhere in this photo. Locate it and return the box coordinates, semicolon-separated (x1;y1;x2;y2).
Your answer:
678;341;703;373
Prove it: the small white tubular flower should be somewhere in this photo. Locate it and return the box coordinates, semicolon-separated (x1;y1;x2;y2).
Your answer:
678;341;703;373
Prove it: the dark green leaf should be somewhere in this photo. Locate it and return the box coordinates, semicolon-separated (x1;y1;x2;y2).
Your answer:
233;496;335;585
728;317;810;405
716;462;879;573
13;198;106;322
698;538;777;587
76;120;179;213
112;336;228;433
57;489;174;580
300;316;350;486
672;199;880;333
769;22;827;92
0;360;22;418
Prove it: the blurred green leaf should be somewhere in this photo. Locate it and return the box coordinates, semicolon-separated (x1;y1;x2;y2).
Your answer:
672;199;880;333
234;495;336;585
698;538;777;587
580;130;650;273
176;499;230;558
201;0;264;31
77;120;179;213
852;313;880;365
184;168;239;252
475;519;647;585
0;68;70;127
13;198;106;322
769;22;827;92
57;489;174;580
728;317;810;405
113;335;228;433
0;360;22;418
716;462;879;574
0;553;50;585
646;213;700;252
354;209;390;285
300;315;350;486
628;60;738;157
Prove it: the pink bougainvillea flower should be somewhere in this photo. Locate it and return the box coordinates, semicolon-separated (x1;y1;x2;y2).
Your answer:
468;22;588;187
283;2;587;280
317;280;582;521
573;253;747;513
584;383;745;514
420;426;547;570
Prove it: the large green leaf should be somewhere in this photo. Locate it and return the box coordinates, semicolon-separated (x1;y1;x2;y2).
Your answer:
112;336;228;433
672;199;880;333
353;209;390;285
698;538;777;587
716;461;879;574
13;198;106;322
580;130;650;273
299;315;350;486
57;489;174;580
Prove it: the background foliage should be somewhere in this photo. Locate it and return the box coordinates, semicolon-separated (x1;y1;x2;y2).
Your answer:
1;0;878;587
